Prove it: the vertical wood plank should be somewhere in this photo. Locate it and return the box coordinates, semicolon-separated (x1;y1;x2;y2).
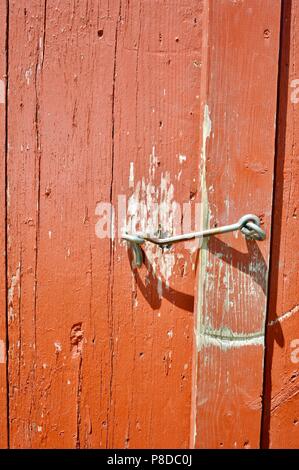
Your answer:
7;0;205;448
262;0;299;448
107;0;204;448
7;0;118;448
0;0;8;449
192;0;281;448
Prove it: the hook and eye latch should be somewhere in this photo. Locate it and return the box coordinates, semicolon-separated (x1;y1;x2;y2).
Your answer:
122;213;266;268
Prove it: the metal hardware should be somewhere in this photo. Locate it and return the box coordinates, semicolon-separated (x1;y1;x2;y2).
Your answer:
122;213;266;268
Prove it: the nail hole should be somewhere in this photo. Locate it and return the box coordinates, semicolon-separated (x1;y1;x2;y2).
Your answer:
263;29;270;39
97;29;104;38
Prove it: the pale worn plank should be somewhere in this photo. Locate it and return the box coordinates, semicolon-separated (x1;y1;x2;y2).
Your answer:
192;0;281;448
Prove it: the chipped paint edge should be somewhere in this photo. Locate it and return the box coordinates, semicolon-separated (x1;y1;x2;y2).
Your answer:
196;103;212;352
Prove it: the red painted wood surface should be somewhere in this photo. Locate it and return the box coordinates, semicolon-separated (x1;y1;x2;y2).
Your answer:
0;0;8;449
7;0;119;448
192;0;281;449
6;0;204;448
1;0;298;450
105;0;204;449
262;0;299;448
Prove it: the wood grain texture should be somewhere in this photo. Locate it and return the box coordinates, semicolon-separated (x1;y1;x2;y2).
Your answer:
7;0;118;448
105;0;203;448
0;0;8;449
262;0;299;448
7;0;204;448
6;0;297;450
192;0;281;449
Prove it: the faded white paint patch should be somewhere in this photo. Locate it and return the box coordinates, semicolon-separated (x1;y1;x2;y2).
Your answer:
0;80;5;104
178;154;187;164
196;104;212;351
197;397;208;407
125;146;199;287
54;341;62;353
0;340;5;363
126;152;177;285
149;146;159;179
290;78;299;104
8;263;21;320
129;161;134;189
198;325;264;351
25;68;32;85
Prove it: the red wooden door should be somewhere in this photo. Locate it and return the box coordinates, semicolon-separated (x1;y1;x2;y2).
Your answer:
0;0;297;449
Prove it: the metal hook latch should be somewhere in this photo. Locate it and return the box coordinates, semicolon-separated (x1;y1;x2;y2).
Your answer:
122;213;266;268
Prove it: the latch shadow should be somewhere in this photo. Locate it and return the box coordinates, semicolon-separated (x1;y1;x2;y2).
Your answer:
128;236;284;348
129;248;195;312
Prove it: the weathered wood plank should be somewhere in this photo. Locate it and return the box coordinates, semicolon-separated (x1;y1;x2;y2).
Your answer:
107;0;204;448
262;0;299;448
192;0;281;448
7;0;118;448
7;0;204;448
0;0;8;449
